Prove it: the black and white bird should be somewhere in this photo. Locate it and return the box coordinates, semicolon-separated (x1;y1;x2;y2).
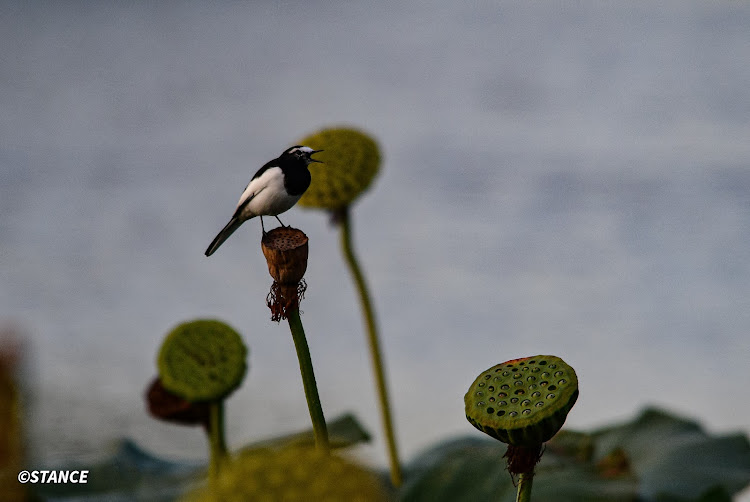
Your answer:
205;145;323;256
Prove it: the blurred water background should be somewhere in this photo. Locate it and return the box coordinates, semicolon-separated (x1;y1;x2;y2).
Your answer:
1;0;749;496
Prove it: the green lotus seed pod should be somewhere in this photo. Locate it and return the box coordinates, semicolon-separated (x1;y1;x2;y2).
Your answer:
465;355;578;447
158;320;248;402
297;127;380;210
183;446;388;502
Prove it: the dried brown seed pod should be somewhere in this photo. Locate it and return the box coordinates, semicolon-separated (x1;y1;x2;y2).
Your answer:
262;227;309;321
261;227;309;284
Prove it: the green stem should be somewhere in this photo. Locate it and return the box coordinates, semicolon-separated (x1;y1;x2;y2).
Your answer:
516;471;535;502
338;208;402;487
208;401;227;482
288;307;330;453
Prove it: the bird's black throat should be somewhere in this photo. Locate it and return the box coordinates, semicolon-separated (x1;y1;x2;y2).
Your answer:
280;163;312;196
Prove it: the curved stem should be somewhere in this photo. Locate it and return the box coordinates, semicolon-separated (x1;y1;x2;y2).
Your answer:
516;471;535;502
288;307;330;453
338;207;402;486
208;401;227;482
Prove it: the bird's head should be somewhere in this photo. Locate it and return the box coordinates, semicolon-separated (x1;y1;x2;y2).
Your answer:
282;145;324;165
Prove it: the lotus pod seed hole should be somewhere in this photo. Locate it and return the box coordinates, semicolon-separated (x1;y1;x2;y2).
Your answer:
478;382;485;387
499;401;507;406
539;361;547;365
488;386;495;392
509;411;518;417
536;402;544;407
555;371;563;377
514;389;525;395
498;392;507;398
498;410;506;416
510;398;518;404
489;397;495;402
501;384;510;390
487;407;495;414
523;409;531;415
559;379;567;385
541;381;548;387
548;385;557;391
547;393;556;399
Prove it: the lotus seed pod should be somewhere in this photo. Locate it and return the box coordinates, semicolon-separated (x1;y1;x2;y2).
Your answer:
297;127;380;210
261;227;309;284
183;446;388;502
145;377;210;427
261;227;309;321
465;355;578;447
158;320;248;402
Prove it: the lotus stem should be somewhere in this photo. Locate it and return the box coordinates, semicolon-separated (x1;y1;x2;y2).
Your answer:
338;207;402;486
516;470;534;502
288;307;330;453
208;401;227;481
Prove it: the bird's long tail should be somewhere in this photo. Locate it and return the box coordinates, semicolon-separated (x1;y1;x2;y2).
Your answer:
205;217;244;256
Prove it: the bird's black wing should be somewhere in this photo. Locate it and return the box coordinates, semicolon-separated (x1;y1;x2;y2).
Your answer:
231;157;279;218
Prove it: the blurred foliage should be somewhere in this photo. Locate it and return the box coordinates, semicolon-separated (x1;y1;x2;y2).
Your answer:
31;439;203;502
27;407;750;501
399;407;750;502
182;446;388;502
240;412;371;451
30;413;371;501
0;354;25;502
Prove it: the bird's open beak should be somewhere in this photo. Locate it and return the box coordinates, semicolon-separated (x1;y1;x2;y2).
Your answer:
309;150;324;163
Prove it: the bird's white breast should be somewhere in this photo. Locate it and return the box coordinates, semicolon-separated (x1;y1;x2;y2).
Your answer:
236;167;301;220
